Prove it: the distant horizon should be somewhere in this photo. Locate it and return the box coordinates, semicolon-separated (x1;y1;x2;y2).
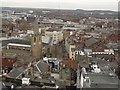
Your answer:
2;6;118;12
2;0;118;11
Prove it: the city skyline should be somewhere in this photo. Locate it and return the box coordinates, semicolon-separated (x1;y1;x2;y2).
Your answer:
2;0;119;11
1;1;119;89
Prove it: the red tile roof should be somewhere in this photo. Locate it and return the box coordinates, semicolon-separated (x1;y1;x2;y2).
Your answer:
107;34;120;41
62;59;78;69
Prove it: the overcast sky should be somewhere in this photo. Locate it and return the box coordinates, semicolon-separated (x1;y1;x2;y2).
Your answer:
1;0;119;11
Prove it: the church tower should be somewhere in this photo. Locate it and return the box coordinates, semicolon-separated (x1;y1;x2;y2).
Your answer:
31;16;42;60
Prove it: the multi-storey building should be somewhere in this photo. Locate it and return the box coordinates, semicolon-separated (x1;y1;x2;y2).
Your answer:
45;29;63;45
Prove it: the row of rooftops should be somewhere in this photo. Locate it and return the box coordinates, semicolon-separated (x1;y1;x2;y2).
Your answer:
66;29;119;50
80;58;119;88
2;54;78;78
66;36;101;47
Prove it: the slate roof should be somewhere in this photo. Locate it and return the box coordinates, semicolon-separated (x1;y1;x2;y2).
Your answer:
82;58;120;88
34;61;49;74
8;66;28;78
13;56;35;67
84;74;119;88
17;56;35;63
24;75;36;80
85;37;98;47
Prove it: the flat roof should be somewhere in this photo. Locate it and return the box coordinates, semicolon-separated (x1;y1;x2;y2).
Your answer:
7;43;31;48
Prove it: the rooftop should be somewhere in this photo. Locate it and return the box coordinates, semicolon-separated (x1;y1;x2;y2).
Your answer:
81;58;119;88
42;36;51;44
85;37;98;47
7;43;31;48
46;28;61;32
8;66;28;78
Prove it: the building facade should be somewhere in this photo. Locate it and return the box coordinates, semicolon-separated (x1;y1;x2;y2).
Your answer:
45;29;63;45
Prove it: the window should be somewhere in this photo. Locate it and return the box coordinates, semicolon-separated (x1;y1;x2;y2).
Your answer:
34;37;36;42
8;60;11;62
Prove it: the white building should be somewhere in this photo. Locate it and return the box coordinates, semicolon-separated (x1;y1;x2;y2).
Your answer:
45;29;63;45
22;78;31;85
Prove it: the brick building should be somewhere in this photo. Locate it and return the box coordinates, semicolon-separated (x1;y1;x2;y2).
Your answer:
1;55;17;73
